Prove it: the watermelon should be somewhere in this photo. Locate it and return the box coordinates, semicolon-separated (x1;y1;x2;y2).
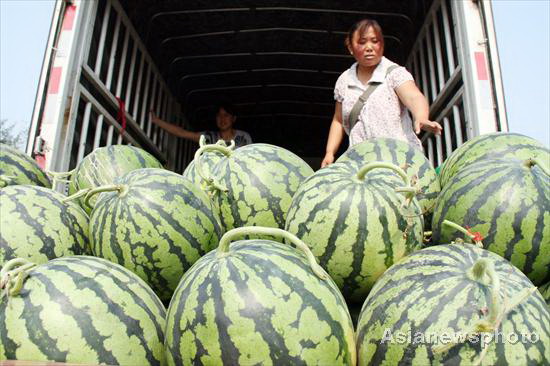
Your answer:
337;137;440;227
432;158;549;285
539;282;550;305
182;136;233;188
68;145;163;212
438;132;550;188
356;244;550;365
285;161;424;304
165;226;356;365
0;143;51;188
89;168;222;302
0;256;166;365
198;143;314;232
0;185;89;267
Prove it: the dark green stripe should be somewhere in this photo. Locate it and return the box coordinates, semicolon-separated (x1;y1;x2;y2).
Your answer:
46;260;163;365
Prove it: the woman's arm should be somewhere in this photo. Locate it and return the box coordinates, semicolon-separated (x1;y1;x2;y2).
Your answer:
395;81;442;135
150;112;201;142
321;102;345;168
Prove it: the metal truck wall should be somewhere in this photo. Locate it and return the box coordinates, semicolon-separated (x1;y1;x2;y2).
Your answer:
28;0;192;174
406;0;505;167
28;0;505;172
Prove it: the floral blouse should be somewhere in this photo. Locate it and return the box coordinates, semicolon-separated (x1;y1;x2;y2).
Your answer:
334;56;423;150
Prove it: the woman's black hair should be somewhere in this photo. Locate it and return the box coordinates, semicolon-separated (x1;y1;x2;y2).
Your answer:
345;18;384;48
217;103;238;117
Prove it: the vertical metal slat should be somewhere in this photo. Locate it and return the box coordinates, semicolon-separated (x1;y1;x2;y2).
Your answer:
427;138;435;166
435;135;443;166
132;52;146;120
425;27;438;102
452;104;464;147
104;13;121;90
115;27;130;98
443;116;453;157
76;102;93;163
140;64;153;130
147;76;159;137
125;40;138;114
93;0;111;74
432;13;446;91
93;114;104;149
441;0;457;74
419;41;430;98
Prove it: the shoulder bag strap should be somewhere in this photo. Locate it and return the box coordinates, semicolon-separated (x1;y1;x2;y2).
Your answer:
348;65;399;131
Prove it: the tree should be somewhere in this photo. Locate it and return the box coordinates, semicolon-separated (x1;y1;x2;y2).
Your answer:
0;119;28;150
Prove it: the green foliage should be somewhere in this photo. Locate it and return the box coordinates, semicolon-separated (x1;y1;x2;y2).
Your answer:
0;119;28;150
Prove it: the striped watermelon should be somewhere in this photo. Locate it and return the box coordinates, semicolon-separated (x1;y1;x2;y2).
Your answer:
0;185;89;267
200;143;314;232
285;161;424;303
165;227;356;365
356;244;550;365
89;168;222;302
539;282;550;305
69;145;163;212
337;138;440;227
432;158;549;285
439;132;549;188
0;256;166;365
182;137;233;188
0;143;51;188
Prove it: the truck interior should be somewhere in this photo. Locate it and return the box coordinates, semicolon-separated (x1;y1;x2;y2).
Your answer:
34;0;497;174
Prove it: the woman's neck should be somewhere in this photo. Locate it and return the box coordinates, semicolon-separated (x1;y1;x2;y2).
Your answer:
356;64;377;85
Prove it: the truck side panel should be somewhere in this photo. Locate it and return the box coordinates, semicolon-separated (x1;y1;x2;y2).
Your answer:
28;0;193;175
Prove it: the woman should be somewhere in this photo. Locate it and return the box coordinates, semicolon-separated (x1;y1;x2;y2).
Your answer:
150;104;252;148
321;19;442;167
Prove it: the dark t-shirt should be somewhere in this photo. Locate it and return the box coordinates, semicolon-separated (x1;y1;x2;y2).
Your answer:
201;130;252;148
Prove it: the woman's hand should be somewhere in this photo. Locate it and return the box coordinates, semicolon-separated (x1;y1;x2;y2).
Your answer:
415;119;442;135
321;153;335;168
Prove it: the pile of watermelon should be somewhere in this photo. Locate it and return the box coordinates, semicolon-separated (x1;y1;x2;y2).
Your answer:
0;133;549;365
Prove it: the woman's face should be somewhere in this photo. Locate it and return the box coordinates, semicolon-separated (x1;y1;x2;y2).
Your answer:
216;108;236;131
348;26;384;69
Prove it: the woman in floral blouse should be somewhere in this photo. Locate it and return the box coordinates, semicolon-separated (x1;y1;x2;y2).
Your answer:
321;19;442;168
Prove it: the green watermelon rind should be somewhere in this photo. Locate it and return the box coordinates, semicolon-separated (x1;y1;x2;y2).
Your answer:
0;255;166;365
0;185;90;268
432;157;550;285
0;143;51;188
439;132;550;188
285;161;424;303
356;244;550;365
165;239;356;365
69;145;163;212
210;143;314;232
89;168;222;302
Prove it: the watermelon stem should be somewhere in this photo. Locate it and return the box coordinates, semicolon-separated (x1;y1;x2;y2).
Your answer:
469;259;501;325
194;144;232;192
442;220;484;247
356;162;409;185
63;187;92;203
525;158;550;177
355;162;422;207
198;134;235;149
47;169;74;191
217;226;328;280
435;258;538;364
436;259;539;366
83;184;127;208
0;258;37;297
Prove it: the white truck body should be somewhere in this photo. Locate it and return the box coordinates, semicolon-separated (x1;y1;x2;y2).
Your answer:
27;0;507;172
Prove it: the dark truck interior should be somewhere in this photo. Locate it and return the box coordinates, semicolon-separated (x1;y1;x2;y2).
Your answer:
115;0;435;168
